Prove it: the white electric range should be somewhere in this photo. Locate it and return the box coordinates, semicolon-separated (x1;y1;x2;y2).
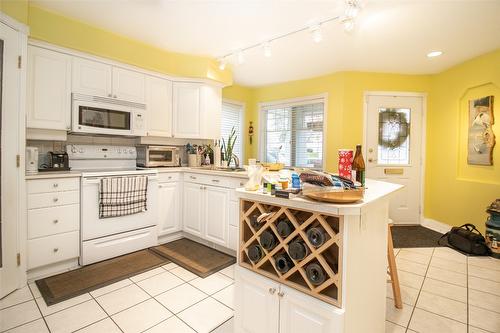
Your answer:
67;144;159;265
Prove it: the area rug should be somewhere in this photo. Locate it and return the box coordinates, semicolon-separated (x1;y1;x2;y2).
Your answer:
391;225;444;248
151;238;236;278
36;249;169;305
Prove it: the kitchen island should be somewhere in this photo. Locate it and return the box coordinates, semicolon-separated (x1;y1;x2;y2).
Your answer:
234;179;403;333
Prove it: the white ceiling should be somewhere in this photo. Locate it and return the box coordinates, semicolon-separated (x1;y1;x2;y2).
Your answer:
32;0;500;86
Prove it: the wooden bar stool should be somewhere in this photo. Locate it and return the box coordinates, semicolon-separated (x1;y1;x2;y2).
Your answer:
387;222;403;309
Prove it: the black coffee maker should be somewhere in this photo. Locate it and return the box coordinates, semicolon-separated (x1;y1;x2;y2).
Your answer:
40;151;70;171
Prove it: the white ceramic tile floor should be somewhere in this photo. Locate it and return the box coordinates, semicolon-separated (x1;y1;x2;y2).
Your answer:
2;248;500;333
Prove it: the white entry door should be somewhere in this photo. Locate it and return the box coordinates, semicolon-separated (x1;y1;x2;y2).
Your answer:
365;94;424;225
0;20;24;298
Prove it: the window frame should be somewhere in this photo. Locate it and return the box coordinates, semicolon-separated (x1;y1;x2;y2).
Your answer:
221;98;245;164
258;93;328;170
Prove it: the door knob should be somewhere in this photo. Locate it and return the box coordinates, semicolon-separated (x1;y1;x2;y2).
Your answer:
53;219;59;224
53;248;59;252
268;288;276;295
277;291;285;297
53;197;59;202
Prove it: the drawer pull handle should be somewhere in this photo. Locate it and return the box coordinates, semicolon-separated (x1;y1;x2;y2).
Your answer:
277;291;285;297
239;182;244;186
212;179;220;183
190;176;197;179
53;183;59;188
53;248;59;253
53;219;59;224
53;198;59;202
168;176;172;179
268;287;276;295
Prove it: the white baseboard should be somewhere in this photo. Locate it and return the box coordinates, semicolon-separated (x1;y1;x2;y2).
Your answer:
422;218;452;234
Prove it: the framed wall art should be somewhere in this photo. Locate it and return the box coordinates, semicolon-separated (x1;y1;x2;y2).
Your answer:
468;95;495;165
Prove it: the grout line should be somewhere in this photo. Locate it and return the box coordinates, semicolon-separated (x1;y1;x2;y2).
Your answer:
0;298;34;311
87;289;125;333
404;247;435;331
27;285;52;333
209;316;234;333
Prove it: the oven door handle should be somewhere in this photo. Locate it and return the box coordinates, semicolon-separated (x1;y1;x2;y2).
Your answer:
82;175;158;184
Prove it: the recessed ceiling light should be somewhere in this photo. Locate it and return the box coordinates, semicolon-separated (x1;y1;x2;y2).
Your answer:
427;51;443;58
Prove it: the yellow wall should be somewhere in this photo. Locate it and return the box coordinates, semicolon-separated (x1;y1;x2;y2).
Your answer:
0;0;28;24
0;2;232;85
224;72;430;171
223;50;500;232
425;49;500;232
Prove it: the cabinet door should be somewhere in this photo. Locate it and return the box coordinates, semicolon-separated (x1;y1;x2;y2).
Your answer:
182;182;204;237
146;76;173;137
172;82;201;138
27;46;71;130
72;57;112;97
158;182;181;236
228;200;239;251
278;285;344;333
235;268;280;333
201;84;222;139
112;67;145;103
204;185;228;247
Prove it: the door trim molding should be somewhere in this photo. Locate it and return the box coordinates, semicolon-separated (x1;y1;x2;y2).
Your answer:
362;91;427;225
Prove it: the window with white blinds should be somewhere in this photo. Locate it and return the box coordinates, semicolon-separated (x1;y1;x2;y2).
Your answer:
221;101;243;164
261;97;325;168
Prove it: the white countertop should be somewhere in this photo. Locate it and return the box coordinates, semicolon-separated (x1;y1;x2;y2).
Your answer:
26;166;249;180
25;171;82;180
236;179;403;216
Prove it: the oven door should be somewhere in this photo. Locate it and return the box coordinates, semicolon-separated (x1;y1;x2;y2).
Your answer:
80;174;159;241
146;147;178;167
72;99;134;136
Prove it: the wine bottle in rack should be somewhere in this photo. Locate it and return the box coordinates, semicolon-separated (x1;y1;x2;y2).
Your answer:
288;239;310;261
259;230;277;251
306;225;327;248
274;252;294;274
305;263;326;286
247;244;263;263
276;219;294;238
249;214;261;230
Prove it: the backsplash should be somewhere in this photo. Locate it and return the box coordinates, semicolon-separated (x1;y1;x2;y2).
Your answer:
27;134;212;168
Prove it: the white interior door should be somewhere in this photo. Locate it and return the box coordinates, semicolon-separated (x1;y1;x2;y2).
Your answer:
0;21;23;298
365;94;424;225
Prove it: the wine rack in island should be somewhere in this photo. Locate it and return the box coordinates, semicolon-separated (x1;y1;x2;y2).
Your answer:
239;199;343;307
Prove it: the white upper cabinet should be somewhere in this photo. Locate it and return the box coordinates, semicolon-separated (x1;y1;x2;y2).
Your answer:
27;46;72;130
201;84;222;140
72;57;112;97
112;67;146;103
172;82;222;139
146;76;173;137
172;82;202;138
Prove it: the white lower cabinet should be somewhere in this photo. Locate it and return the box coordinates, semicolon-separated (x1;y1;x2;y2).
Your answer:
204;185;228;246
27;177;81;271
157;180;182;236
183;182;205;237
235;267;344;333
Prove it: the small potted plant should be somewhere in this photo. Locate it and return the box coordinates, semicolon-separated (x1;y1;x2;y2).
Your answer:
221;127;237;168
186;143;199;167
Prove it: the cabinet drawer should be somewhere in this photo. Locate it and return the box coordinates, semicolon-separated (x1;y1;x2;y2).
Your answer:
158;172;181;183
28;190;79;209
184;173;246;189
27;178;79;194
28;204;79;239
27;231;79;269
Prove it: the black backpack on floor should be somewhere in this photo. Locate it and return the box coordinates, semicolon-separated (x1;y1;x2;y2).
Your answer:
439;223;490;256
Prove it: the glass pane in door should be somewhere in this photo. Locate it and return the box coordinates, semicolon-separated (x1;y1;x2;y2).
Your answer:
378;107;411;165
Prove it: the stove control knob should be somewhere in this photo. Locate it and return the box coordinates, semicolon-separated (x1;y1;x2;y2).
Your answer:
71;146;77;153
117;148;121;153
129;149;134;154
79;148;84;153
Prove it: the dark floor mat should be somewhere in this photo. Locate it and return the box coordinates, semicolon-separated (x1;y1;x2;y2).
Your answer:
392;225;444;248
151;238;236;278
36;249;169;305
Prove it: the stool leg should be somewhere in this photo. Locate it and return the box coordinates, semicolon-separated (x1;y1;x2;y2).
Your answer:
388;224;403;309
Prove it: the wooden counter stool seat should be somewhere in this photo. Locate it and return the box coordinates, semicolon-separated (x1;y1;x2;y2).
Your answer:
387;222;403;309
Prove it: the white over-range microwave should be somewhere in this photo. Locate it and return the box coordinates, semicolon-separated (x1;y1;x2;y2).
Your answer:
72;93;146;136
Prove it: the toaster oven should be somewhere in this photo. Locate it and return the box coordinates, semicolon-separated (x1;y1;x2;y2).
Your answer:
137;146;180;167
